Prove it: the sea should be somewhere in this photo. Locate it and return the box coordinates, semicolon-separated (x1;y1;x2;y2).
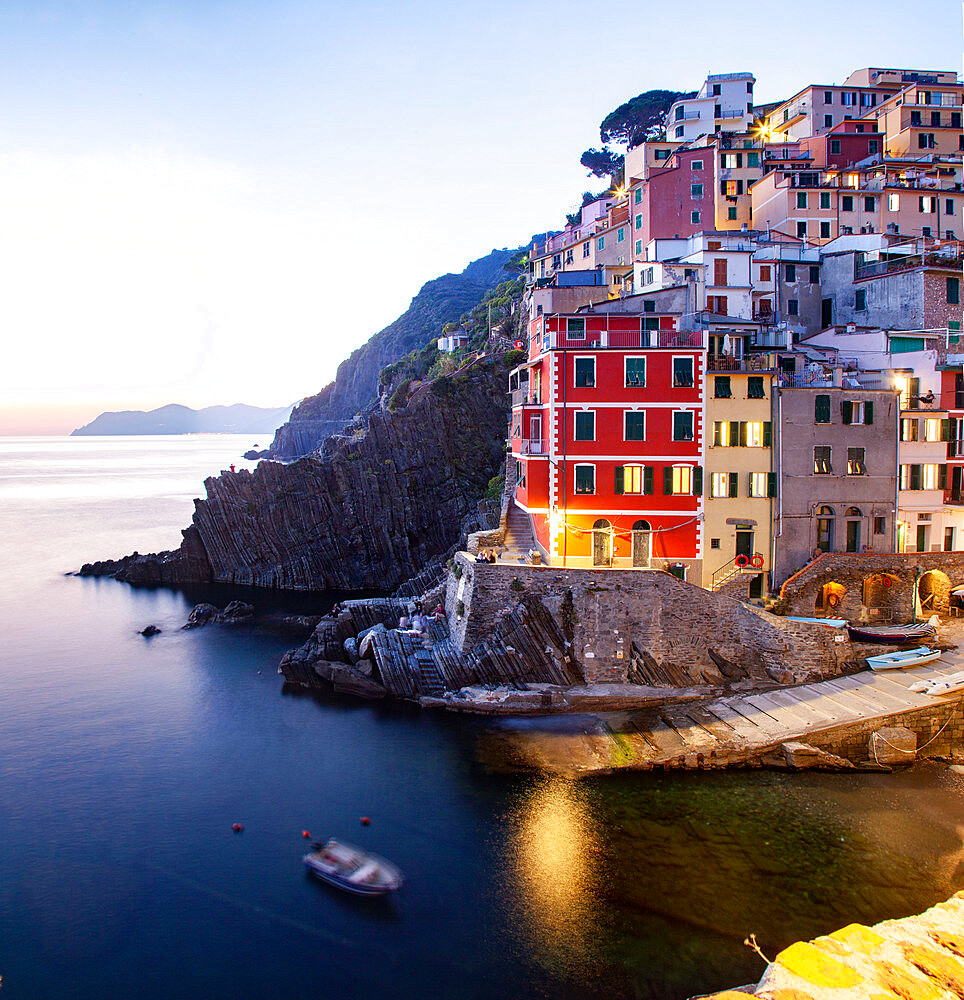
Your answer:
2;434;964;1000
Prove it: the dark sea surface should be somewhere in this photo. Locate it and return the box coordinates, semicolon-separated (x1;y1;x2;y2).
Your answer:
2;434;964;1000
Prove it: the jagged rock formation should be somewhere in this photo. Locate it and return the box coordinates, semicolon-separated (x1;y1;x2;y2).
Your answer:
80;357;511;592
265;247;521;459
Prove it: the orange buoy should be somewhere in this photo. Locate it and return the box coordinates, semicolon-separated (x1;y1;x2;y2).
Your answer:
232;823;244;832
360;816;371;826
302;830;311;839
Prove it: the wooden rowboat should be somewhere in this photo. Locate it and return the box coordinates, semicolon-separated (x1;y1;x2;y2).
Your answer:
866;646;941;671
846;621;937;644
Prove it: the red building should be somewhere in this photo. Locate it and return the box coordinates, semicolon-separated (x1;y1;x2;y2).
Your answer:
509;312;705;576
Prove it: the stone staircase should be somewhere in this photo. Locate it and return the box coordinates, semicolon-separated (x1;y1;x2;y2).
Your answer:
500;503;538;564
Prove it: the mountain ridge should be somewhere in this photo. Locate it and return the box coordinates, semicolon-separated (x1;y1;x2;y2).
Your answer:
72;402;294;436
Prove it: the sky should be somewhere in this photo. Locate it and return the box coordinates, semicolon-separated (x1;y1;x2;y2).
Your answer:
0;0;960;433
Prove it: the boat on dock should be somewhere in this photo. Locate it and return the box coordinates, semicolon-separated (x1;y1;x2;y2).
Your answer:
866;646;941;671
846;620;938;644
910;670;964;697
786;617;848;628
303;838;404;896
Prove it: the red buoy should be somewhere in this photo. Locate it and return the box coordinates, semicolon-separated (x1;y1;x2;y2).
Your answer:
302;830;311;839
360;816;371;826
232;823;244;833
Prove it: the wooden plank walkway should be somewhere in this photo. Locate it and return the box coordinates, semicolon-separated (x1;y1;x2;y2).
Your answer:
610;651;964;768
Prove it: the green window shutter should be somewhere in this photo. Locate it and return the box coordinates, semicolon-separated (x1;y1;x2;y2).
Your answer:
910;464;922;490
767;472;777;497
738;422;748;447
728;472;739;498
643;466;654;495
663;467;673;495
864;401;874;425
815;394;831;423
940;464;948;489
692;466;702;496
763;422;772;447
746;471;754;495
729;421;740;446
614;466;624;495
942;419;952;442
841;400;853;424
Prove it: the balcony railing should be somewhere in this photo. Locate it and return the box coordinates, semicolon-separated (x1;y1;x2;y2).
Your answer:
545;329;704;350
780;372;833;388
707;354;776;373
675;110;701;121
517;438;546;455
510;388;541;407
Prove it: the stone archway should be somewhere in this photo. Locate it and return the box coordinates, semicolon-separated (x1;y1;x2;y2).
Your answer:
918;569;951;616
815;580;846;614
862;573;901;620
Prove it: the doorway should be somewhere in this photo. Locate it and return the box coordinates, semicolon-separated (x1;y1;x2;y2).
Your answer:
632;520;651;568
592;519;612;566
735;531;753;559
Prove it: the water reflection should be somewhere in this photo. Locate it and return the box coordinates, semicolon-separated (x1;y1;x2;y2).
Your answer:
507;778;604;976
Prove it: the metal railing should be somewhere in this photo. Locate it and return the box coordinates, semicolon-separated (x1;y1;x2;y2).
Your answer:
707;354;777;373
545;329;704;350
510;388;541;407
780;373;833;387
711;552;766;591
516;438;545;455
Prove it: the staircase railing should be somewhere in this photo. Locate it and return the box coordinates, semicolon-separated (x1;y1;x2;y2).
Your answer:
711;552;765;591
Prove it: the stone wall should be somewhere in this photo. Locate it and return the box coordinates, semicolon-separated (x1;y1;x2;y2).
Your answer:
445;551;861;687
777;551;964;619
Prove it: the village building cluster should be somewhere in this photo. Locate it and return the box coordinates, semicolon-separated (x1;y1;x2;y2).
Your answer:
508;65;964;601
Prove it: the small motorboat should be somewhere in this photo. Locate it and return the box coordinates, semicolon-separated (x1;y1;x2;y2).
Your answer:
846;618;939;644
303;838;404;896
786;617;848;628
910;671;964;697
866;646;941;671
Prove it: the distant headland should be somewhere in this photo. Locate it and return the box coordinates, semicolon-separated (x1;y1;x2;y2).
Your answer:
71;402;294;436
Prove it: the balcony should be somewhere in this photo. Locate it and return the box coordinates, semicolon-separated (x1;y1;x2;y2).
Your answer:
717;107;746;119
780;372;833;388
510;387;541;407
707;354;777;373
675;110;701;121
517;438;546;456
544;329;705;350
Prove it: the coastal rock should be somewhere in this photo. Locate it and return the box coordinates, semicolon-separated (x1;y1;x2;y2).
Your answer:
139;624;161;637
780;741;855;770
221;600;254;621
182;601;255;629
869;726;917;765
313;660;387;699
183;603;220;629
82;359;511;593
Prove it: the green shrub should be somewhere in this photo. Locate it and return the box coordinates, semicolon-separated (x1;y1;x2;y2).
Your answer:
387;379;411;411
504;348;526;368
484;474;504;501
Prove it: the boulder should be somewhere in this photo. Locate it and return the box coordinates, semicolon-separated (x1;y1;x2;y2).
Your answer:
869;726;917;765
781;741;855;770
343;637;360;663
221;600;254;621
139;624;161;637
183;603;220;629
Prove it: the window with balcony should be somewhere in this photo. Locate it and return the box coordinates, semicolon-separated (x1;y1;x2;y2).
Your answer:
673;411;694;441
673;357;694;387
847;448;866;475
574;464;595;494
911;110;922;126
814;446;833;474
574;357;595;387
923;418;947;442
624;411;645;441
625;357;646;387
574;410;595;440
714;376;732;399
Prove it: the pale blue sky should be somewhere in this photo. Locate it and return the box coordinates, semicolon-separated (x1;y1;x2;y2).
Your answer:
2;0;960;431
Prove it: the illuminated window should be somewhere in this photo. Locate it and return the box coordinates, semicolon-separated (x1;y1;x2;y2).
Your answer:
814;446;832;474
744;422;764;447
574;465;595;494
672;466;692;494
711;473;728;498
923;464;941;490
847;448;866;475
924;418;942;442
713;420;731;447
620;465;643;494
748;472;768;497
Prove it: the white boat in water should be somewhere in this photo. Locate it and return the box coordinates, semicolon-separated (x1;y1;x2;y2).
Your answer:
866;646;941;671
303;838;404;895
910;671;964;697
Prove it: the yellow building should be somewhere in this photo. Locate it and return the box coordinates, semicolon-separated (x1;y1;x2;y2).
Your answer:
702;347;777;599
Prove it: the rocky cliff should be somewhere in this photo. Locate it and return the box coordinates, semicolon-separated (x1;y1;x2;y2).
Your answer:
80;356;511;592
266;246;522;459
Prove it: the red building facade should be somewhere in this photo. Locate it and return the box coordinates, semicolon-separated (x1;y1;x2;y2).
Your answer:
509;313;705;577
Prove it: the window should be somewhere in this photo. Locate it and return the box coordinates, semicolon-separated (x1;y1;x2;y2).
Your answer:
829;139;841;155
582;241;590;258
635;240;642;255
667;465;696;495
565;249;573;264
814;446;832;474
808;266;819;284
712;84;721;96
948;277;960;304
635;213;642;229
624;411;645;441
817;192;830;210
918;133;936;149
796;192;808;209
797;222;807;238
691;183;703;198
625;357;646;387
923;226;932;238
615;465;646;495
868;140;878;154
947;199;956;216
634;188;642;204
919;196;937;214
744;422;766;447
847;448;866;475
923;418;943;442
824;91;833;104
711;472;729;498
855;288;866;311
747;376;765;399
785;263;796;282
553;254;561;269
673;411;694;441
574;465;595;494
825;114;834;128
889;193;900;212
923;464;943;490
787;299;799;316
759;265;771;282
574;410;594;440
954;112;963;129
655;148;671;159
691;211;700;224
675;125;684;138
842;195;853;212
728;207;738;221
643;299;655;312
574;357;595;387
901;417;919;441
748;472;769;497
714;376;731;398
814;394;831;423
691;159;703;171
911;110;922;126
713;421;732;447
874;517;886;535
617;227;625;243
931;111;941;127
864;196;875;212
711;538;721;549
567;317;585;337
597;236;605;251
747;151;759;167
819;222;830;239
673;357;694;387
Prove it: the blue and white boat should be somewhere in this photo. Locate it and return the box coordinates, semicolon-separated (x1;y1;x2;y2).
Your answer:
786;617;848;628
866;646;941;671
303;838;404;895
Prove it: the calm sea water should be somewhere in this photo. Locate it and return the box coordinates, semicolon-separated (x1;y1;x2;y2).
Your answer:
2;435;964;1000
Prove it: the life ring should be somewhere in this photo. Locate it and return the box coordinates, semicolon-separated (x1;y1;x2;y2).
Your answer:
750;554;764;569
735;554;749;568
882;576;892;588
827;593;841;608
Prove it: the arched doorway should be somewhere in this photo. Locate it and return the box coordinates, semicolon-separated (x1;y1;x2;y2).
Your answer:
592;519;612;567
815;506;835;554
862;573;899;618
815;581;846;614
918;570;951;616
632;520;651;568
845;507;863;552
